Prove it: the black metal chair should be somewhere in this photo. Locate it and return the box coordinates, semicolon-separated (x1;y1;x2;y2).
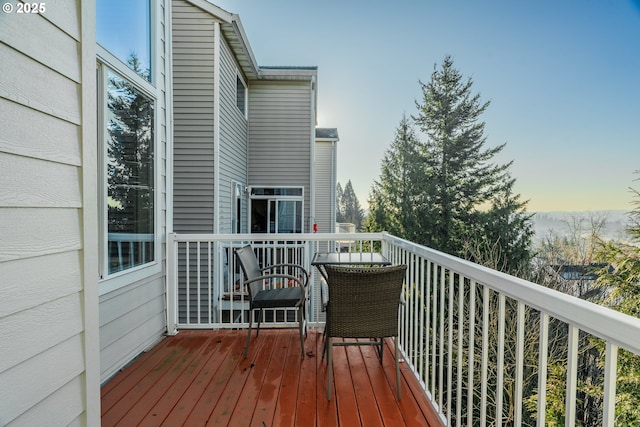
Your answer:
234;245;309;358
323;264;407;400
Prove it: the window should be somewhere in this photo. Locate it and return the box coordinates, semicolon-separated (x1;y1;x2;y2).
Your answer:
250;187;304;233
105;71;155;274
236;75;247;115
97;0;152;82
97;0;156;278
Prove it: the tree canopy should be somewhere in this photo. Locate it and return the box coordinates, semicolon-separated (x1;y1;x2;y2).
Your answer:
368;55;533;273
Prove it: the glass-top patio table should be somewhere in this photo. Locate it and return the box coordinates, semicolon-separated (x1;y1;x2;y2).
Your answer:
311;251;391;281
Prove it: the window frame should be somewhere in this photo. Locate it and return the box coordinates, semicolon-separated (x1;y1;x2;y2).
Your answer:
248;186;305;234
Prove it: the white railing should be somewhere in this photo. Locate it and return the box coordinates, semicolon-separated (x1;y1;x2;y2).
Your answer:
167;232;640;427
166;233;384;332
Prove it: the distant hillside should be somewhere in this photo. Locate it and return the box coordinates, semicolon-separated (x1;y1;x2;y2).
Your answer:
531;210;632;243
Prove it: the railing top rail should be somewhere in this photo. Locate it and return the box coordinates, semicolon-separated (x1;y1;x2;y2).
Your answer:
168;232;386;243
383;233;640;355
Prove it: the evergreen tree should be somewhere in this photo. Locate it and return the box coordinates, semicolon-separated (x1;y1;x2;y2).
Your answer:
368;115;426;241
370;55;533;271
469;182;535;274
336;182;345;223
341;180;365;230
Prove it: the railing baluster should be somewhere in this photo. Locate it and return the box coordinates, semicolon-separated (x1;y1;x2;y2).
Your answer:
185;241;190;325
456;274;464;427
458;275;465;426
514;301;525;425
196;242;201;324
467;281;475;427
424;259;431;396
207;241;212;324
431;262;438;403
496;293;505;427
410;251;417;370
406;247;410;363
565;325;579;426
602;342;618;427
447;271;454;421
439;265;445;414
537;312;549;426
480;286;489;427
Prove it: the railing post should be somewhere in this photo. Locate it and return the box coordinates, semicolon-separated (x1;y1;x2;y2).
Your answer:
166;233;178;335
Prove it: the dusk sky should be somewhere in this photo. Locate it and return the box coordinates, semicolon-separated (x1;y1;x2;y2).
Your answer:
215;0;640;212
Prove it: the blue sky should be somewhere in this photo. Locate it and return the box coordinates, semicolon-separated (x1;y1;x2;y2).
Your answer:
214;0;640;212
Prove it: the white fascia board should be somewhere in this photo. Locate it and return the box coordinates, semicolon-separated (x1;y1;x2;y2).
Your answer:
229;14;260;77
184;0;233;21
183;0;260;78
258;67;318;81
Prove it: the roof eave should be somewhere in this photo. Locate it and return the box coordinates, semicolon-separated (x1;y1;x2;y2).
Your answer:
258;66;318;81
182;1;260;79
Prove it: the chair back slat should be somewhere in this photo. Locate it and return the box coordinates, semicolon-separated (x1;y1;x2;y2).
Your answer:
324;264;407;338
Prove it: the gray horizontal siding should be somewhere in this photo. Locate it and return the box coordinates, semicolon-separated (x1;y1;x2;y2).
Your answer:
248;81;313;182
172;0;216;233
218;34;248;233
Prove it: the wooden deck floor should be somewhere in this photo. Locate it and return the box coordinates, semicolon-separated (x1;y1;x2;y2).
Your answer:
101;329;441;426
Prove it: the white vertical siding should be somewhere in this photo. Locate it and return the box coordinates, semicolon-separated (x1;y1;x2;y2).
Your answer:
98;0;170;383
0;0;99;424
248;80;314;230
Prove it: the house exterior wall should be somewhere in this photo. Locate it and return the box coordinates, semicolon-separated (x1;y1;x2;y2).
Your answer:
248;80;314;231
172;0;249;234
97;1;171;383
218;36;249;233
172;0;216;233
0;1;100;425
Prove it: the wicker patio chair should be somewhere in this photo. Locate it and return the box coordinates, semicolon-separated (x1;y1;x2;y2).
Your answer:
235;245;309;358
323;264;407;400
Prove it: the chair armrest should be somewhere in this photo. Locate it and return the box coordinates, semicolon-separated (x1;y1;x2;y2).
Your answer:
320;277;329;311
243;273;304;289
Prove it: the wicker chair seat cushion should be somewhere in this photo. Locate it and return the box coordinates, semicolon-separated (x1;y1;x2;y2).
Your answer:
252;286;302;309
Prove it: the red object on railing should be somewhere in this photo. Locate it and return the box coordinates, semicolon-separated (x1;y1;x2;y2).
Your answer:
313;223;318;233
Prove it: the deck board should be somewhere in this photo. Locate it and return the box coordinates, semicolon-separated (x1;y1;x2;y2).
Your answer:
101;329;441;426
